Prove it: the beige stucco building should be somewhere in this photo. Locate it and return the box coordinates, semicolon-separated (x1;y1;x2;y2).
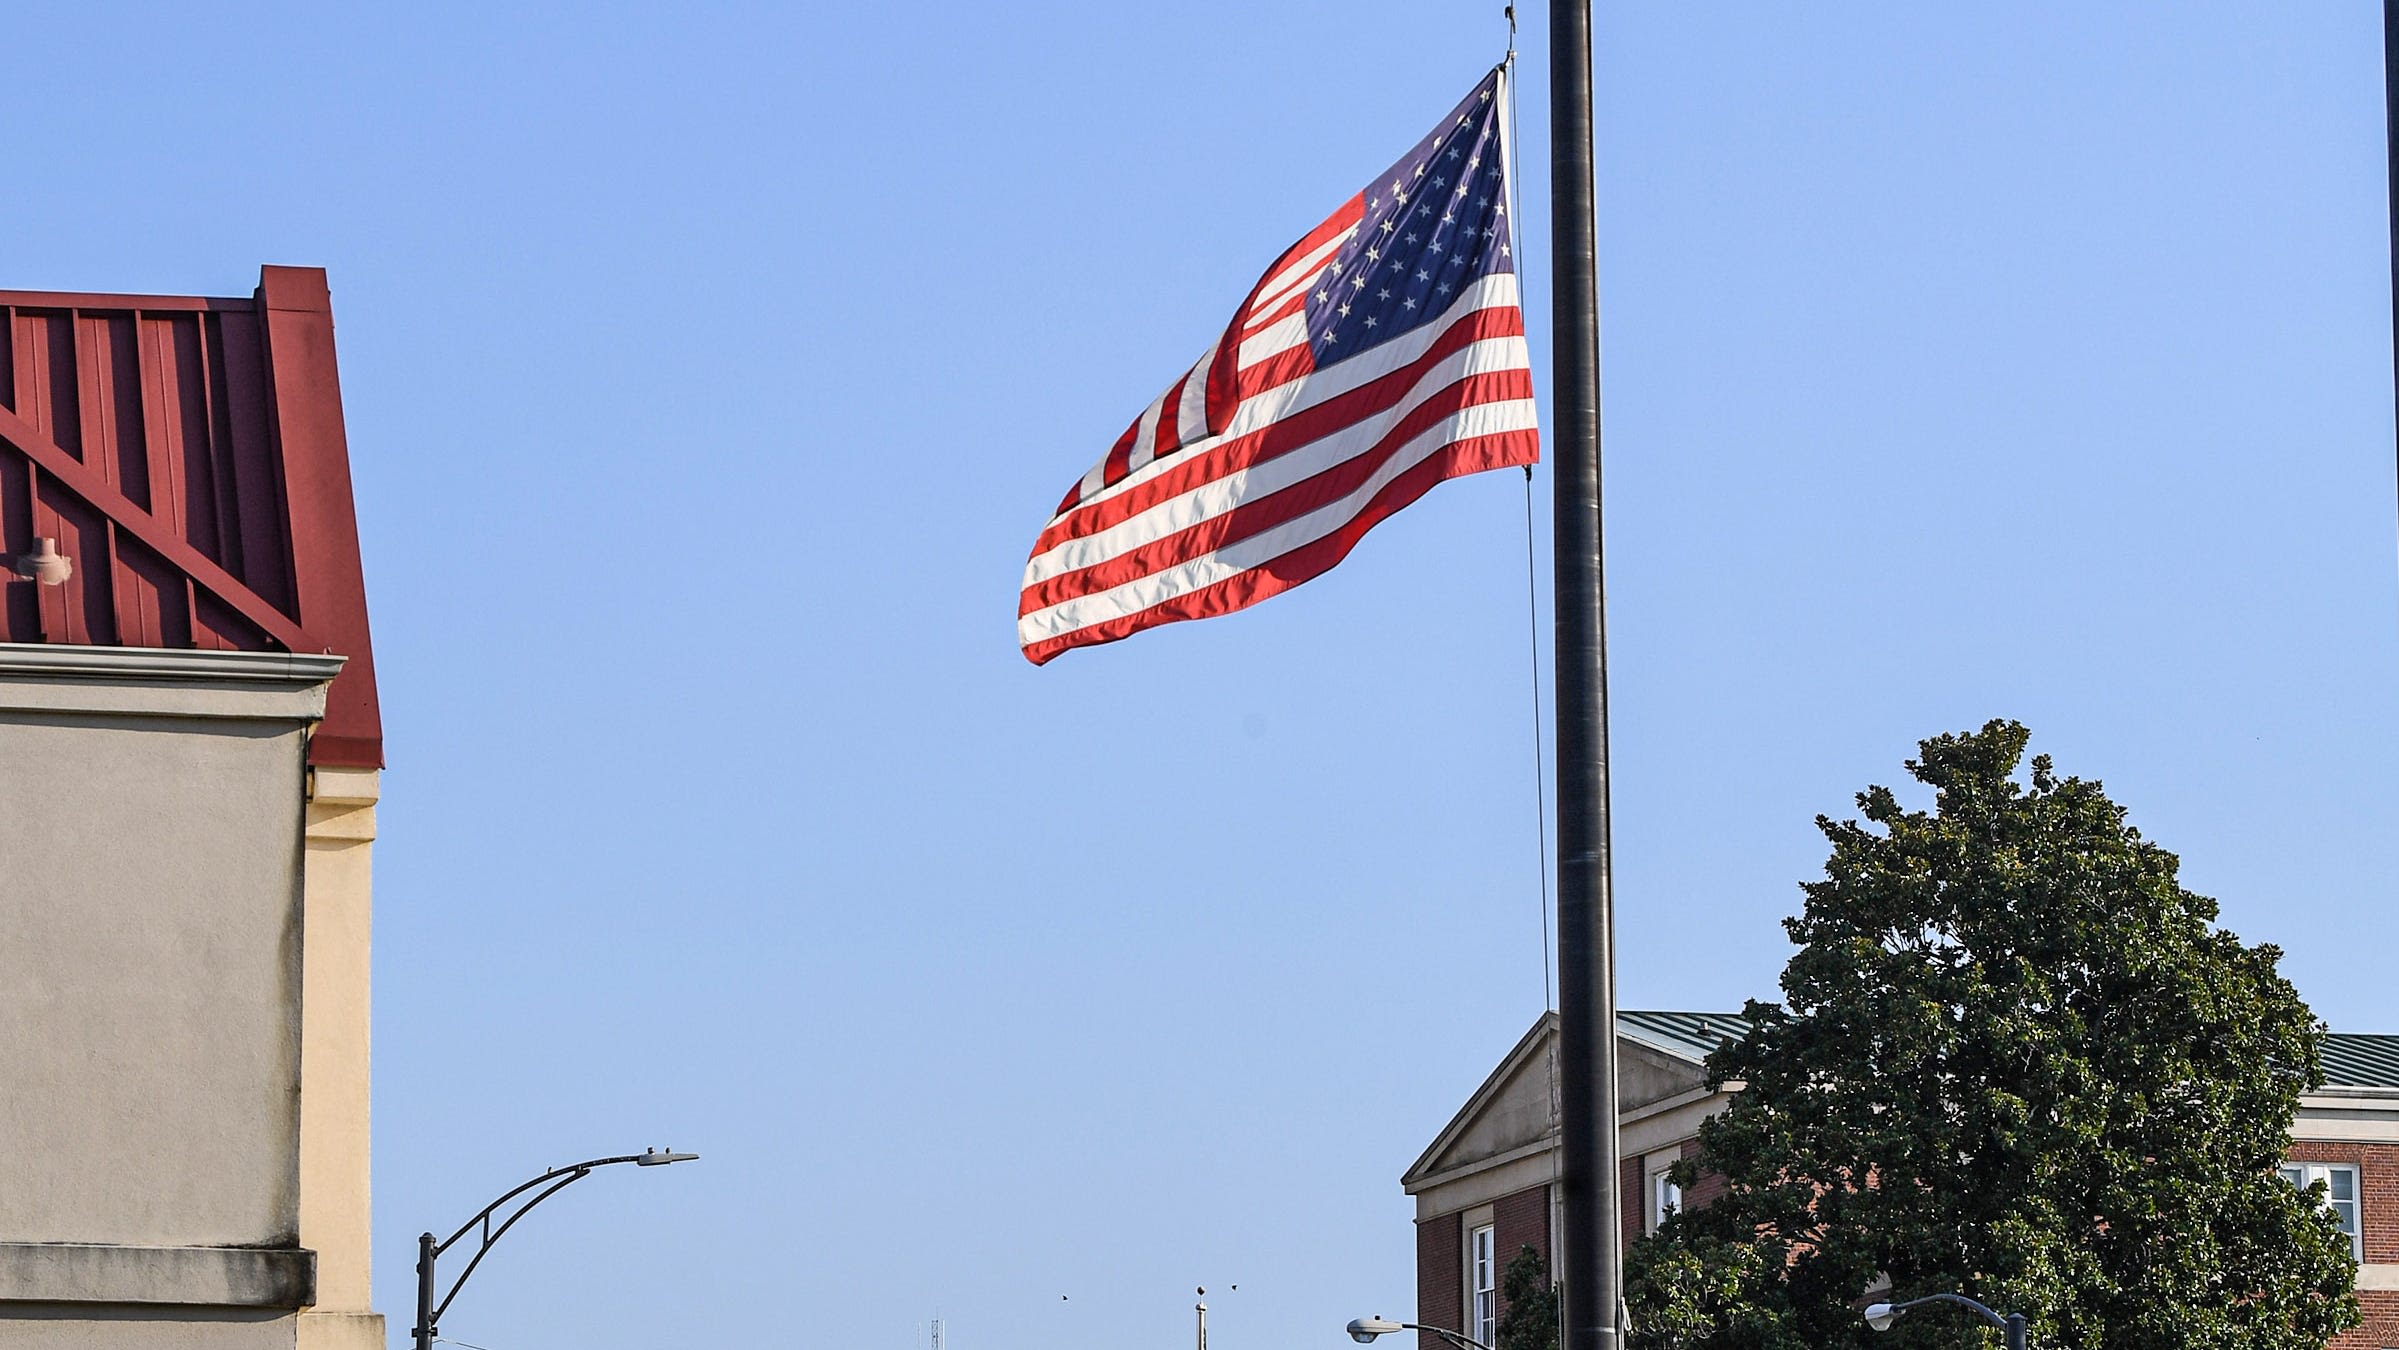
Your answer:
0;269;385;1348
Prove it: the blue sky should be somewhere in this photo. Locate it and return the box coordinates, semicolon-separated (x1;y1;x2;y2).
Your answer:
8;4;2396;1349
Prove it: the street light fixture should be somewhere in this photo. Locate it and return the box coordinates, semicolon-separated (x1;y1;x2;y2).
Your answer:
1863;1292;2029;1350
1347;1315;1495;1350
412;1148;698;1350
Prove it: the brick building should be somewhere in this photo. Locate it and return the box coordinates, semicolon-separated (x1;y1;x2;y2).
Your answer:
1405;1011;2399;1349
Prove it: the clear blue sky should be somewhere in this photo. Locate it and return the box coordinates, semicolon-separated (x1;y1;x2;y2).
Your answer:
8;4;2396;1349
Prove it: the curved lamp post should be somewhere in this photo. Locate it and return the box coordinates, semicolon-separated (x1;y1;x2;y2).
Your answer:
412;1147;697;1350
1347;1315;1496;1350
1864;1292;2029;1350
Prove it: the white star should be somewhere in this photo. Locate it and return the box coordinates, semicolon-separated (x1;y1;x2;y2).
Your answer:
1454;184;1469;198
1368;196;1379;211
1402;296;1419;310
1442;211;1456;224
1364;316;1378;328
1479;88;1492;101
1404;231;1419;244
1379;219;1396;234
1468;155;1482;169
1328;262;1343;276
1338;302;1352;316
1447;147;1462;161
1499;243;1510;257
1315;288;1330;301
1394;190;1409;205
1436;281;1454;295
1378;287;1392;300
1324;331;1338;344
1432;175;1448;189
1476;195;1489;208
1389;259;1405;272
1415;268;1432;281
1351;274;1366;290
1414;162;1425;178
1366;246;1380;262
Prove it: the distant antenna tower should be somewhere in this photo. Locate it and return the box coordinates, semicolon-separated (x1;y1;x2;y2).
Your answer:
930;1317;945;1350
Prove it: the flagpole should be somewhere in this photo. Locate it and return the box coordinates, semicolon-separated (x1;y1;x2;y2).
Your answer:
2384;0;2399;582
1547;4;1623;1350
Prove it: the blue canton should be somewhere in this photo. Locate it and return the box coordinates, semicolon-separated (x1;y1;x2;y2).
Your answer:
1304;69;1514;363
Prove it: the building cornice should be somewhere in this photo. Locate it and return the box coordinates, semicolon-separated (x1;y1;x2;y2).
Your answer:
0;644;345;684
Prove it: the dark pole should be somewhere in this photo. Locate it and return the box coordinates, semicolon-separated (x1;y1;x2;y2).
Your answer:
2384;0;2398;575
1548;3;1622;1350
2006;1313;2030;1350
413;1231;437;1350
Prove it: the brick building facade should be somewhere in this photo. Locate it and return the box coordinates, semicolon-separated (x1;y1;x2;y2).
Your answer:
1405;1012;2399;1349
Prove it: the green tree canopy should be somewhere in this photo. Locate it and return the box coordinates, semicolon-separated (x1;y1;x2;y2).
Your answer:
1624;720;2356;1350
1497;1244;1559;1350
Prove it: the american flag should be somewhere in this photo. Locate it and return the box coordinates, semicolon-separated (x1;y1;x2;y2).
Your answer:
1018;64;1540;665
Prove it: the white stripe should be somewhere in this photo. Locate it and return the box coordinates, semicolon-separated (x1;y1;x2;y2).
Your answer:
1174;341;1214;447
1117;392;1167;479
1023;332;1531;588
1051;273;1520;520
1247;226;1357;322
1019;396;1538;645
1237;313;1311;368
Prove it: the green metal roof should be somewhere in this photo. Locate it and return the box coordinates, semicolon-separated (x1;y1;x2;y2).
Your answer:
1617;1010;1754;1063
2321;1034;2399;1089
1620;1011;2399;1090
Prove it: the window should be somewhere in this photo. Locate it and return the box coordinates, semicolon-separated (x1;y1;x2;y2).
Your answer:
1469;1223;1497;1348
1651;1172;1683;1232
2281;1162;2362;1260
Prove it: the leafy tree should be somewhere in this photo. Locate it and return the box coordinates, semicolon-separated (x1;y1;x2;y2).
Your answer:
1624;720;2356;1350
1497;1245;1559;1350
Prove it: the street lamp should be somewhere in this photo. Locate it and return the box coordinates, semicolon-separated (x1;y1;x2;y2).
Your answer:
1863;1292;2029;1350
1347;1315;1496;1350
412;1147;698;1350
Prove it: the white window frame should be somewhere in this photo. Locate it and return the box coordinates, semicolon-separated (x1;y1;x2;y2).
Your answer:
1469;1223;1497;1349
1651;1171;1683;1232
2281;1161;2362;1261
1642;1148;1685;1235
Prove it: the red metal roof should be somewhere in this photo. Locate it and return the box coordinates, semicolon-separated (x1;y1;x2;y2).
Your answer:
0;266;381;768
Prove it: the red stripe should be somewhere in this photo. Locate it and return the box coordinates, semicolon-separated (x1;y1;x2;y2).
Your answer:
1147;370;1192;464
1241;288;1310;337
1089;418;1143;507
1020;426;1540;665
1210;195;1364;435
1020;367;1533;616
1033;302;1524;555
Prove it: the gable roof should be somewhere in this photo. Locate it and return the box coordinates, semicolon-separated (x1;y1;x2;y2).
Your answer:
1615;1011;2399;1092
0;266;379;767
1408;1011;2399;1190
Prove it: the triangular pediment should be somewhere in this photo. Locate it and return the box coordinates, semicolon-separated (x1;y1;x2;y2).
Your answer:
1402;1012;1722;1191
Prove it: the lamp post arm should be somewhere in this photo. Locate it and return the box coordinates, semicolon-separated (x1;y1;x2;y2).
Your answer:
1888;1293;2005;1330
428;1167;591;1328
1885;1293;2028;1350
435;1154;653;1254
414;1153;675;1348
1399;1322;1497;1350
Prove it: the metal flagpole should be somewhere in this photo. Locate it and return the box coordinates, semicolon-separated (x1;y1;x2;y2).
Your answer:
1548;4;1623;1350
2384;0;2399;580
